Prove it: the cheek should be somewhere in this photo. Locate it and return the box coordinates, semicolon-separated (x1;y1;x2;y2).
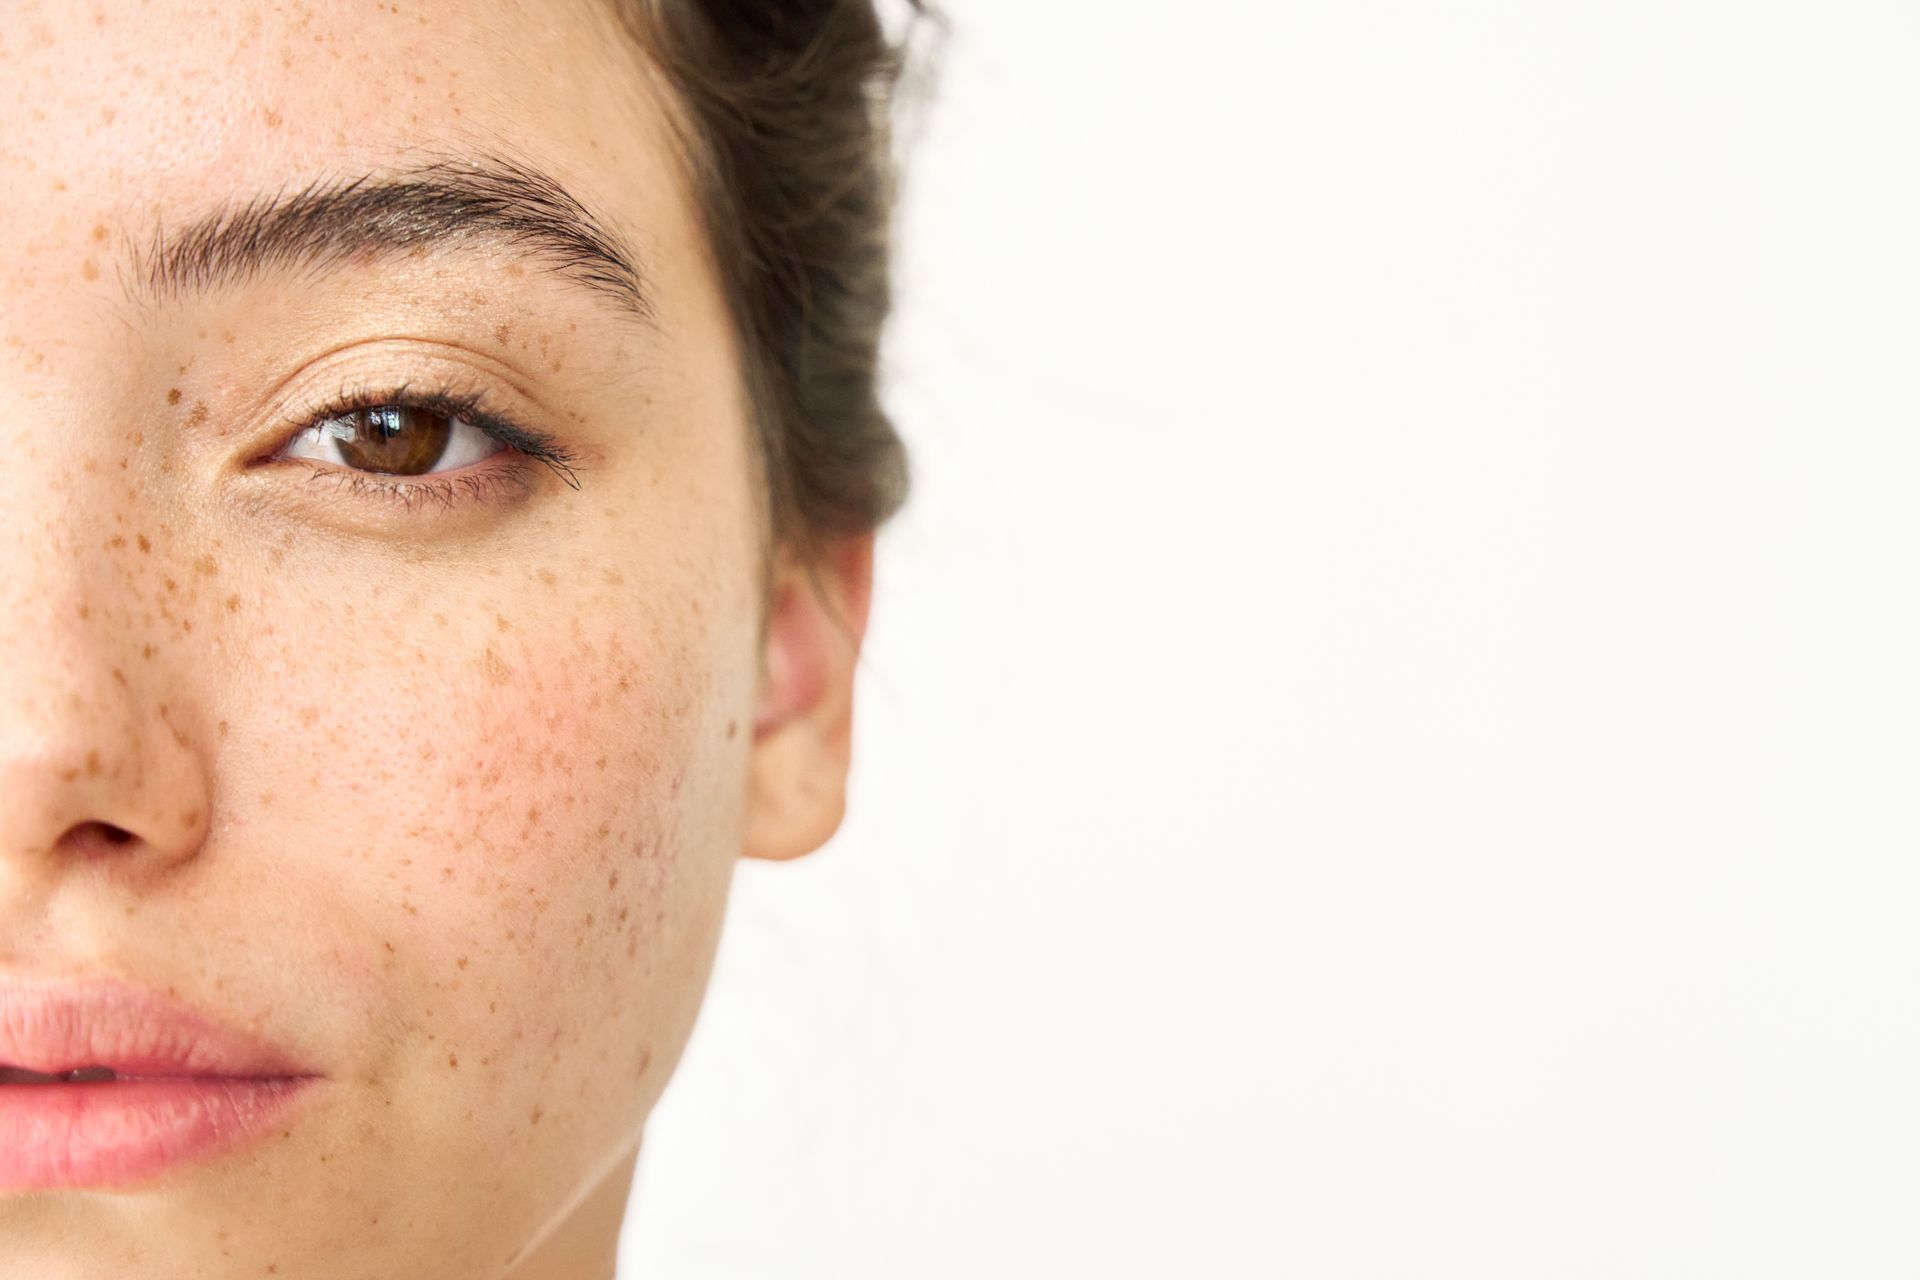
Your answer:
216;568;744;1057
379;605;715;963
205;567;751;1219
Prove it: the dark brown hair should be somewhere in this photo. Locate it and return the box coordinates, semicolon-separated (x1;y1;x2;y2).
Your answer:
612;1;924;554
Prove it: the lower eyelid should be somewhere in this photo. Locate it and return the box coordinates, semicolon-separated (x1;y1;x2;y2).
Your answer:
291;454;542;513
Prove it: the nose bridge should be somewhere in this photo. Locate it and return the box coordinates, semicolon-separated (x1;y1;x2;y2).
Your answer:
0;404;212;884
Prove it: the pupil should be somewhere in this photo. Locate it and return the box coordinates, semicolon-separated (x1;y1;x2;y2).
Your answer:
335;406;453;476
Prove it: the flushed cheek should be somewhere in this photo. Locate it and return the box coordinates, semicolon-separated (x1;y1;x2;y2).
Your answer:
381;612;702;954
216;604;720;1195
220;595;706;1013
348;619;730;1193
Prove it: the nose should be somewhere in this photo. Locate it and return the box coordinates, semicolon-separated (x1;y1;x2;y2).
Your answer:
0;532;213;901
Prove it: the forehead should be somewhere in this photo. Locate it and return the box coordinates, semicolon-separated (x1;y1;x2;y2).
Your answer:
0;0;678;282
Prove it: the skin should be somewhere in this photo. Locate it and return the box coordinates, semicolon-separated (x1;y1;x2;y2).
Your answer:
0;2;873;1277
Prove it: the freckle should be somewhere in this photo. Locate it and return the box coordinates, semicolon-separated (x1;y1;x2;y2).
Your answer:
179;808;200;828
433;613;447;626
456;956;468;969
162;577;177;593
60;768;79;783
448;1053;458;1069
226;594;240;612
194;555;217;576
537;568;556;586
493;323;512;345
383;941;395;953
594;757;607;771
217;720;228;738
602;569;624;587
137;534;150;553
166;388;181;405
189;401;209;426
726;719;739;740
76;603;89;620
495;614;511;632
481;647;510;686
529;1106;542;1126
91;224;108;242
100;107;115;124
264;109;282;128
618;907;629;922
85;751;101;778
608;870;619;889
80;258;99;281
111;668;126;686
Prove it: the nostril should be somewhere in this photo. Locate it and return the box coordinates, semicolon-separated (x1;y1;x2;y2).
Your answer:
58;821;138;853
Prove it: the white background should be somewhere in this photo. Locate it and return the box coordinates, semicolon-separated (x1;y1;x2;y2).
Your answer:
621;2;1920;1275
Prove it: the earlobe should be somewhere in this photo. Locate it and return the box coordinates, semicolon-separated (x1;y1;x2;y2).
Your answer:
742;535;875;862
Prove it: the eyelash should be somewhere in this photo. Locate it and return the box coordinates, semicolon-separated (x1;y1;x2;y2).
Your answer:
280;384;584;513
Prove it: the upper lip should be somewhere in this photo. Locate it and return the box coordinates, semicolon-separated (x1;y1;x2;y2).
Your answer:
0;977;314;1079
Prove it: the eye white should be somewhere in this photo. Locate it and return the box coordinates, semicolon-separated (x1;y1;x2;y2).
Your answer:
282;410;504;475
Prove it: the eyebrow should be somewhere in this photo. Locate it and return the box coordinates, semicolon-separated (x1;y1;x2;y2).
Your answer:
133;156;653;321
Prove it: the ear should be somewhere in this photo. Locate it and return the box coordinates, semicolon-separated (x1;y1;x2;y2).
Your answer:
743;534;876;862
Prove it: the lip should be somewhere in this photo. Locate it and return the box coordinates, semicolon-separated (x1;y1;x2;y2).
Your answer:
0;977;323;1192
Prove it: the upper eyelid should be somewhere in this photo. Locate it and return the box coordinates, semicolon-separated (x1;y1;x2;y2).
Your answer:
292;386;493;436
242;334;562;436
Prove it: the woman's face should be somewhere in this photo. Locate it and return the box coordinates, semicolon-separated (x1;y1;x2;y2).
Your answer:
0;1;864;1275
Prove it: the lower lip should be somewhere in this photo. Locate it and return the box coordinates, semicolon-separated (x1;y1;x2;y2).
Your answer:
0;1077;319;1192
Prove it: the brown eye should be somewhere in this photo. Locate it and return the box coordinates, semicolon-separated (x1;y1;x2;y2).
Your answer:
284;404;506;477
334;406;449;476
